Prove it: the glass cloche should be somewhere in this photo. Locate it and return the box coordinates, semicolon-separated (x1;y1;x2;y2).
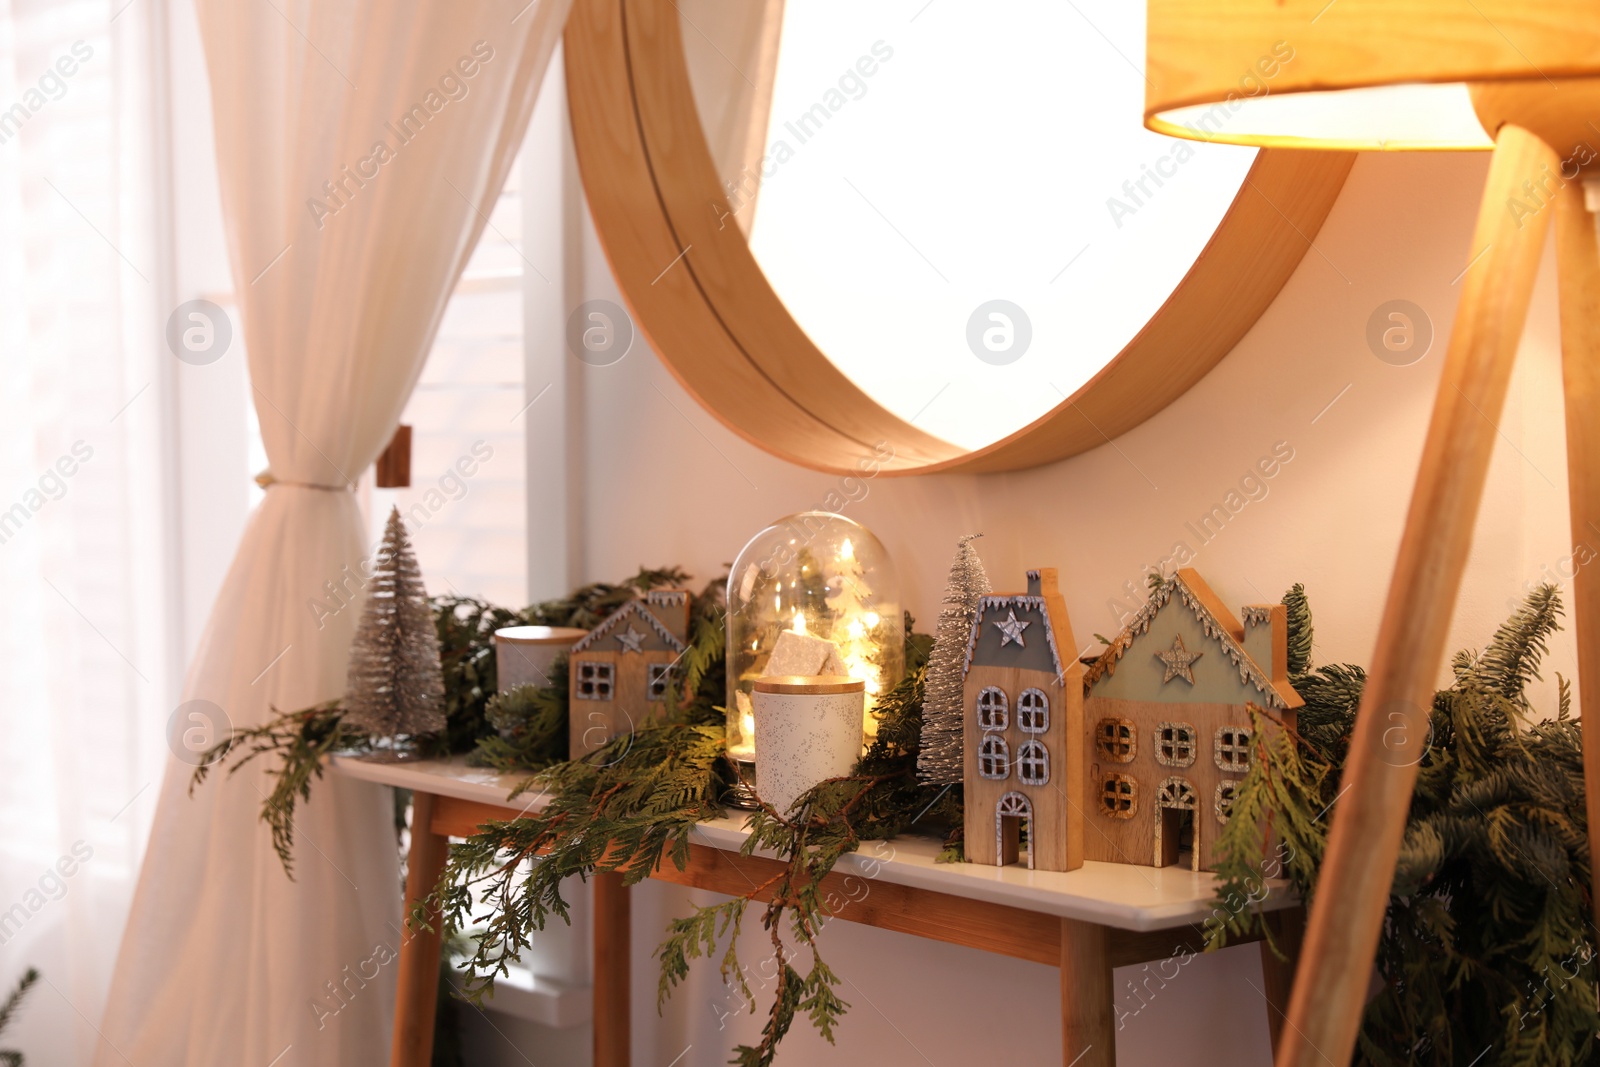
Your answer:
726;511;903;762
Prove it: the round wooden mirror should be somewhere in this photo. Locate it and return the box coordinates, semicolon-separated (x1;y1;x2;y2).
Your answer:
564;0;1354;475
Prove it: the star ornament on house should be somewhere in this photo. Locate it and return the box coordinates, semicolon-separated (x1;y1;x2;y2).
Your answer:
993;608;1030;647
1155;634;1202;684
614;625;646;653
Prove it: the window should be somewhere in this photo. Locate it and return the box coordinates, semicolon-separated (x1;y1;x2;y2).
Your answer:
1018;688;1049;733
576;661;615;701
1017;740;1049;785
1101;775;1137;818
1215;782;1238;825
1096;718;1136;763
366;144;533;606
979;734;1010;780
1157;776;1198;810
1155;722;1197;767
1215;726;1252;772
646;662;673;701
977;686;1008;730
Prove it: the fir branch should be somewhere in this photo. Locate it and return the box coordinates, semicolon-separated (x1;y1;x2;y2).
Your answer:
1208;583;1596;1067
1282;582;1313;678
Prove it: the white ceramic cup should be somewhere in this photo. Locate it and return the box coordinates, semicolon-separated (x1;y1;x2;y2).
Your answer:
751;675;865;815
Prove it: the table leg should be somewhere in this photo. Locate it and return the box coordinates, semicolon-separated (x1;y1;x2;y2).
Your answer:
392;791;451;1067
594;871;631;1067
1061;917;1115;1066
1258;908;1306;1056
1555;177;1600;933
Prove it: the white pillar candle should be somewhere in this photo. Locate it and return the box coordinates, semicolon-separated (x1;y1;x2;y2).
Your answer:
751;676;865;815
494;625;588;690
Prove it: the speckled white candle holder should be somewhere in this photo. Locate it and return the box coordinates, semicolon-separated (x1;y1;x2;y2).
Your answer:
751;676;865;815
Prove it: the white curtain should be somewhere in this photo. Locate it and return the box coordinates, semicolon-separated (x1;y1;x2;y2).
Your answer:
0;1;174;1065
94;2;571;1064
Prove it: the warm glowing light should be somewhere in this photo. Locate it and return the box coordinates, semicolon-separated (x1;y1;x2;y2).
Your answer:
839;538;854;561
792;611;807;635
846;619;865;640
863;612;880;629
741;709;755;742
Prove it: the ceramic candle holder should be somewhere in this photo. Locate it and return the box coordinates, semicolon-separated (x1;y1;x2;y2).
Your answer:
494;625;587;690
751;676;865;815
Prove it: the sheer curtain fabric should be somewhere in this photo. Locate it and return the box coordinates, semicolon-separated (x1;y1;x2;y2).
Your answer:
94;2;571;1064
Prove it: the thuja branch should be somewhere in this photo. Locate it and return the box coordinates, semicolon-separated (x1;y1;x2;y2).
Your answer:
432;720;733;993
188;700;367;878
655;624;948;1067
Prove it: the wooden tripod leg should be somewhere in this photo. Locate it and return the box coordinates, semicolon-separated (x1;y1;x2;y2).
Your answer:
1276;124;1560;1067
393;792;451;1067
1555;177;1600;929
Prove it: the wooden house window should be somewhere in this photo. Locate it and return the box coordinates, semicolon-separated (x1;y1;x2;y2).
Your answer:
646;662;673;701
977;686;1008;730
1101;774;1137;818
1215;782;1238;825
978;734;1010;780
1017;740;1049;785
1095;718;1136;763
1017;688;1049;733
1155;722;1197;767
576;661;614;701
1214;726;1252;772
1157;776;1198;810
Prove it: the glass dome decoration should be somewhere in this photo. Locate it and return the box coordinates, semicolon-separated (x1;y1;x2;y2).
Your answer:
726;511;903;763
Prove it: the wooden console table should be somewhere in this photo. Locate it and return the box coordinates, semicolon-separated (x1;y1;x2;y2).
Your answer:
333;756;1301;1067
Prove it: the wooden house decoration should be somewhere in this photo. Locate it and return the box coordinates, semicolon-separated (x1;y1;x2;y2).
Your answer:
961;568;1085;872
1080;568;1301;872
567;589;691;759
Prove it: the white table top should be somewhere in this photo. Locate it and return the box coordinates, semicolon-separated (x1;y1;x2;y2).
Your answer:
332;754;1295;933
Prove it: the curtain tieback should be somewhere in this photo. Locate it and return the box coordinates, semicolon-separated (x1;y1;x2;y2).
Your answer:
254;470;352;491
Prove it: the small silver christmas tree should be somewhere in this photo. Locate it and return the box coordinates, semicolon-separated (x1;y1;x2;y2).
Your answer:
917;534;991;784
343;506;446;738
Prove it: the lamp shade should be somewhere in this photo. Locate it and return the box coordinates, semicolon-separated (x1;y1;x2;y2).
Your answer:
1144;0;1600;151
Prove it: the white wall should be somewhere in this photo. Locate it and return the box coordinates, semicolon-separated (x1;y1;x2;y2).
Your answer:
464;147;1578;1067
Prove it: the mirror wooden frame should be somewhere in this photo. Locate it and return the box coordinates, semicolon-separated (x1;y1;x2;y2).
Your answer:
563;0;1356;476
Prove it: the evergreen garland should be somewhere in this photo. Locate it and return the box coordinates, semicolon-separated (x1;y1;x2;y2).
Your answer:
194;564;1600;1067
1208;583;1595;1067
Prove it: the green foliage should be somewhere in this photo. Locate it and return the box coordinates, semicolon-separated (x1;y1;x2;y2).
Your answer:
652;620;950;1066
188;701;366;877
1207;583;1596;1067
0;968;38;1067
1281;582;1313;678
433;718;733;993
475;671;569;775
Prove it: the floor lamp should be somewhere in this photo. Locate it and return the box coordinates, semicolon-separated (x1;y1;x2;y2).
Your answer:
1143;3;1600;1065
